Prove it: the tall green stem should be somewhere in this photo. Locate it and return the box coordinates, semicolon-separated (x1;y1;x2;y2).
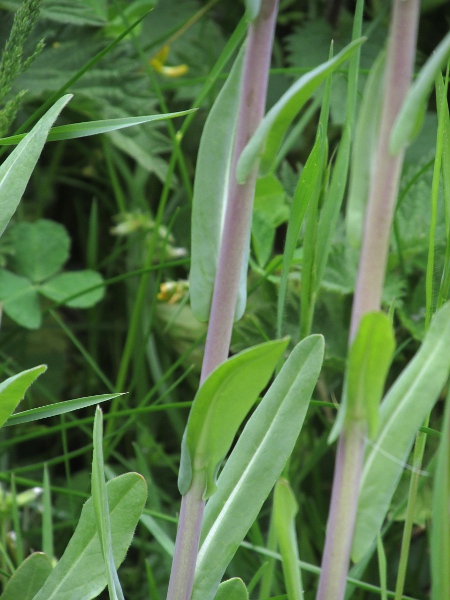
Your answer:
166;3;279;599
316;2;420;599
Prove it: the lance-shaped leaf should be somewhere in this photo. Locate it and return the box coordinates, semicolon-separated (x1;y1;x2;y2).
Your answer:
329;312;395;443
274;479;303;600
32;473;147;600
190;49;245;323
0;365;47;429
431;388;450;600
236;38;365;184
191;335;324;600
352;301;450;562
390;30;450;155
0;553;53;600
0;95;71;239
0;110;194;146
178;338;289;499
214;578;249;600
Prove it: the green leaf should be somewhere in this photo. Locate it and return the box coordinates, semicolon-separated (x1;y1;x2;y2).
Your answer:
352;301;450;562
0;95;71;239
31;473;147;600
329;312;395;443
390;30;450;154
190;48;245;323
0;365;46;429
431;387;450;600
178;338;289;499
236;38;365;183
0;553;53;600
5;393;123;427
0;269;41;329
244;0;261;21
191;335;324;600
0;111;195;146
214;578;249;600
274;479;303;600
11;220;70;282
346;51;385;247
40;270;104;308
92;407;125;600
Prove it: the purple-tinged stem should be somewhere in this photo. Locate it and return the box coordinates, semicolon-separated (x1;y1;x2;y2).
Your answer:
166;4;279;600
200;0;279;383
316;2;420;599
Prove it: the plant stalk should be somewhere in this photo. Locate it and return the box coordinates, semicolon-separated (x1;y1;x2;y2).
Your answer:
316;2;420;599
166;3;279;600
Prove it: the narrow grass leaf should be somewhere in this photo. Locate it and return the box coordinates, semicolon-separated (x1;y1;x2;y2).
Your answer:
0;365;47;429
274;479;303;600
179;338;289;499
5;393;123;427
352;301;450;562
0;95;71;238
139;513;175;557
346;52;385;247
0;111;195;145
191;335;324;600
236;38;364;183
329;312;395;443
376;535;388;600
92;407;125;600
214;578;249;600
42;465;54;560
431;387;450;600
190;49;245;323
390;30;450;154
0;553;53;600
32;472;147;600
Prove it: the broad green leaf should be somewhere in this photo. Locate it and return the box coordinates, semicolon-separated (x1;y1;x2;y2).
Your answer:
190;49;245;323
179;338;289;499
214;578;249;600
0;269;41;329
0;553;53;600
0;95;71;239
0;111;194;146
236;38;364;183
191;335;324;600
329;312;395;443
390;30;450;154
431;387;450;600
244;0;261;21
5;393;122;427
352;301;450;562
346;52;385;247
40;270;104;308
0;365;46;429
92;407;125;600
11;220;70;282
32;472;147;600
274;479;303;600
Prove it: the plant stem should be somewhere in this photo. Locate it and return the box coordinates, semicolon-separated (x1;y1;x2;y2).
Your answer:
316;2;420;599
200;0;279;383
166;4;279;600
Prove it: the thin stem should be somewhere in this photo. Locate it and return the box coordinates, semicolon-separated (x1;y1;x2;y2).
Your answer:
317;2;420;599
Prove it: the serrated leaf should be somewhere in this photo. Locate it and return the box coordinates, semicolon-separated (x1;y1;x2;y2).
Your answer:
214;578;249;600
352;301;450;562
0;553;53;600
0;269;41;329
190;48;245;323
11;220;70;282
191;335;324;600
236;38;364;183
390;30;450;154
40;270;104;308
0;365;46;429
179;338;289;499
0;95;71;239
31;473;147;600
